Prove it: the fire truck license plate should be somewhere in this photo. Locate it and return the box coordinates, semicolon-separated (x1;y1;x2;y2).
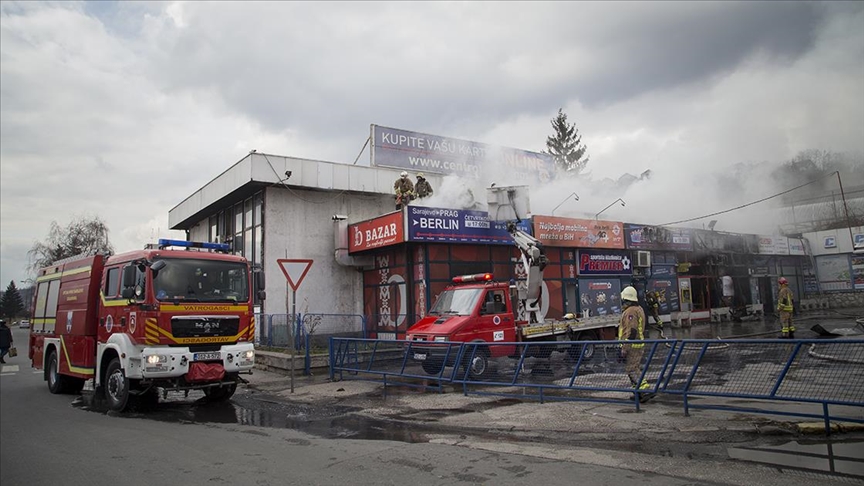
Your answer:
193;352;221;361
413;353;427;361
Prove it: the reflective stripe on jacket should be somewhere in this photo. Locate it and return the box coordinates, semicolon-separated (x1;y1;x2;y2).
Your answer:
618;305;645;348
777;286;794;312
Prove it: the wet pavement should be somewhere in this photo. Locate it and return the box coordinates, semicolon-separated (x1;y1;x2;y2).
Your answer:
64;311;864;484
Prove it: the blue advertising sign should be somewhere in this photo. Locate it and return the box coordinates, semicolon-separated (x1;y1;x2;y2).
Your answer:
624;224;692;251
371;124;555;182
577;249;633;276
579;278;623;317
406;206;531;245
650;265;677;278
647;278;679;314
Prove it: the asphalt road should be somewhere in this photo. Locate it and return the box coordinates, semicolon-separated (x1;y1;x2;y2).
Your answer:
1;326;705;486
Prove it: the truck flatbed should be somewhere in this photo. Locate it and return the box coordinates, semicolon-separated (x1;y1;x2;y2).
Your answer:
519;314;620;339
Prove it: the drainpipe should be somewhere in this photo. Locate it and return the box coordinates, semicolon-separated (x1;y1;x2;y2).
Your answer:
333;216;373;268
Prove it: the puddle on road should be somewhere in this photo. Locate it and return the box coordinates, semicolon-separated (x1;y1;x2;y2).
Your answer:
728;440;864;479
72;390;431;443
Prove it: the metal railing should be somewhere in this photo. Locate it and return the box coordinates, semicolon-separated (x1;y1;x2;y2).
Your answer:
329;337;864;433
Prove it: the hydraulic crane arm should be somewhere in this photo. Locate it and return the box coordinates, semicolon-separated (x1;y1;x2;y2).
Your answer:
506;221;547;323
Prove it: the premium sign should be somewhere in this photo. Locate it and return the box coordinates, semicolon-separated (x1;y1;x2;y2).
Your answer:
371;124;555;182
406;206;531;245
577;250;633;276
533;216;625;248
349;211;405;253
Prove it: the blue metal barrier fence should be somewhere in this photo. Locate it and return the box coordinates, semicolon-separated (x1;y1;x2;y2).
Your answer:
329;337;864;433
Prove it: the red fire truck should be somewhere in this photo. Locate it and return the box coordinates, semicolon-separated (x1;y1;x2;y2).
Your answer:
29;239;263;411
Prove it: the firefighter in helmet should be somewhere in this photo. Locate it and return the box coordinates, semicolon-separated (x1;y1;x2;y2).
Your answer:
777;277;795;338
393;171;415;210
644;290;662;336
415;172;433;199
619;286;653;402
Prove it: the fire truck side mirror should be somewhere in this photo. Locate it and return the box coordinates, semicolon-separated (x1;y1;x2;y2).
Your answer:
254;269;265;301
121;265;137;289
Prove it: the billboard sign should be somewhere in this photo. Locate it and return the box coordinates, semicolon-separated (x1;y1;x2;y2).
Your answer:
788;238;806;256
647;278;679;314
624;224;692;251
758;235;790;255
577;249;633;276
406;206;531;245
578;278;622;317
349;211;405;253
371;124;555;182
534;216;625;248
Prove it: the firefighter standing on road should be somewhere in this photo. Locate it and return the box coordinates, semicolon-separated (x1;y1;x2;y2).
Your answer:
777;277;795;338
415;172;433;199
644;290;662;336
394;171;415;210
619;286;653;402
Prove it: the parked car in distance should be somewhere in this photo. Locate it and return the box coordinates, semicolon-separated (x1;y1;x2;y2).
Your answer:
18;319;30;328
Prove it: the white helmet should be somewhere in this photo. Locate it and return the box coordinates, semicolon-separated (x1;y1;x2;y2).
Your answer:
621;286;638;303
400;171;408;177
417;172;425;178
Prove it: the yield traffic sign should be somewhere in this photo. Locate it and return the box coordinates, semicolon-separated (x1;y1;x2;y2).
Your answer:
277;259;313;291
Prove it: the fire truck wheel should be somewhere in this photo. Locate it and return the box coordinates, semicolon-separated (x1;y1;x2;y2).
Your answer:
568;332;597;361
104;358;131;412
46;350;84;394
204;383;237;401
462;348;490;379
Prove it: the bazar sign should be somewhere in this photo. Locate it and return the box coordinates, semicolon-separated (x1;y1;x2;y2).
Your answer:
758;235;790;255
406;206;531;245
624;224;692;251
578;250;632;276
371;125;555;182
533;216;624;248
349;211;405;253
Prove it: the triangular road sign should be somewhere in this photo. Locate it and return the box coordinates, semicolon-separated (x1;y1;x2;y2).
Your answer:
277;259;313;291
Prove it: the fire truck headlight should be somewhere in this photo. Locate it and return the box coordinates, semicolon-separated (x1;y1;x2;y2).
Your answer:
145;354;168;365
433;336;448;342
242;350;255;360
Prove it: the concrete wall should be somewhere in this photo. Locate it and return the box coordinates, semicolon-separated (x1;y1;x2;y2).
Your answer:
803;291;864;309
261;186;393;316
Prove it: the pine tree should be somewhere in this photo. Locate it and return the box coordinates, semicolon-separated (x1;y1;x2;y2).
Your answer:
545;108;589;175
0;280;25;318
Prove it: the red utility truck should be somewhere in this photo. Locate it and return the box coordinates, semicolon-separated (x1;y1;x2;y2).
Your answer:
29;239;263;411
406;272;620;378
407;196;620;378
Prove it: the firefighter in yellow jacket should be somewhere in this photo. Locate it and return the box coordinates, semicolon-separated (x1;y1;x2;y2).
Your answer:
619;286;653;402
777;277;795;338
393;171;415;210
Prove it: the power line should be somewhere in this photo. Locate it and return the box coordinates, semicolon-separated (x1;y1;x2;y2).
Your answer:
659;171;839;226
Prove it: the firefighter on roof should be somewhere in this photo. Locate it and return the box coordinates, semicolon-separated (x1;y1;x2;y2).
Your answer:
394;171;415;210
619;286;654;402
777;277;795;338
414;172;433;199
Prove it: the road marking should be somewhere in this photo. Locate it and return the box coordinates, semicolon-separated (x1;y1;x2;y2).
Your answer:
1;365;21;373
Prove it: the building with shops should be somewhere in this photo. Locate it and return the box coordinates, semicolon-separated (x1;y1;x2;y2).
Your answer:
168;128;860;339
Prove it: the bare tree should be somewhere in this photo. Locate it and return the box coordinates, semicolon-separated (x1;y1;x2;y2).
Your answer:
27;215;114;274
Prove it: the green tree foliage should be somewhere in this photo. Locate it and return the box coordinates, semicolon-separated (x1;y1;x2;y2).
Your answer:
544;108;589;175
27;215;114;275
0;281;25;318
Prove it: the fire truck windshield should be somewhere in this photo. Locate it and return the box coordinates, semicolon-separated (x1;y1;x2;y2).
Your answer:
152;258;248;302
428;288;482;316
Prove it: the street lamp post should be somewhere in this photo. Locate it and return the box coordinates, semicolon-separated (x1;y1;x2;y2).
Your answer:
551;192;580;216
595;198;626;220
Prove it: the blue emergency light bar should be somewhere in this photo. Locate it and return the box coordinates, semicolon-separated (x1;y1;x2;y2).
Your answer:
158;239;231;251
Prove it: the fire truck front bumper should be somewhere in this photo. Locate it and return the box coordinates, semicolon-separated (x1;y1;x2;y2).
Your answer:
138;342;255;379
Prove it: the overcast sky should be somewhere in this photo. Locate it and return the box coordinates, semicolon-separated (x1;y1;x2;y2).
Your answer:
2;1;863;289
